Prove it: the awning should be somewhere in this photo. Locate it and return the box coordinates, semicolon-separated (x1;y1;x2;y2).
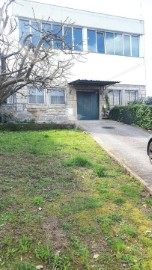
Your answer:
69;79;119;87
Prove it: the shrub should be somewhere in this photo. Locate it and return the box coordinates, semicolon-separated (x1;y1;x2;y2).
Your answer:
0;112;14;123
145;96;152;105
109;104;152;130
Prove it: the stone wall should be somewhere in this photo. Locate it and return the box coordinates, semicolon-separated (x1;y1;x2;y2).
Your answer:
0;83;146;123
0;86;76;123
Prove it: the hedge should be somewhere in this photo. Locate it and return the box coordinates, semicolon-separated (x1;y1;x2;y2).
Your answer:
109;104;152;130
0;122;75;131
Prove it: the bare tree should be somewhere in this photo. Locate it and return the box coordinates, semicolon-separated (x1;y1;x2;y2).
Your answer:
0;0;83;105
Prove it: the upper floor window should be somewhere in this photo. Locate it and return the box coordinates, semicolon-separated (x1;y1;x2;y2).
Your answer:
87;28;140;57
19;18;82;52
64;27;83;51
114;33;123;56
106;32;114;55
42;23;52;48
53;24;63;49
19;18;140;57
97;32;105;54
74;28;83;51
64;27;72;49
88;30;105;54
132;36;139;57
87;30;96;52
32;21;40;47
29;88;44;104
19;19;30;45
50;88;65;104
124;35;131;56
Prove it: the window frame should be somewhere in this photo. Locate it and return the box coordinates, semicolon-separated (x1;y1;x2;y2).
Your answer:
97;31;105;54
42;22;52;48
87;29;97;53
18;17;141;58
31;21;41;47
114;33;123;56
124;34;131;57
131;35;139;57
73;27;83;51
86;26;140;57
105;32;114;55
7;95;15;104
125;90;138;104
19;18;30;45
108;90;122;106
49;88;66;105
28;87;45;104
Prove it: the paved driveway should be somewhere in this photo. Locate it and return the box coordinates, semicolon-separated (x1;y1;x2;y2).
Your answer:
77;120;152;193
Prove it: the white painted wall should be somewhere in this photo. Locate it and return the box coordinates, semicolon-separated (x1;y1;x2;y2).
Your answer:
12;0;144;34
69;54;145;85
11;0;146;86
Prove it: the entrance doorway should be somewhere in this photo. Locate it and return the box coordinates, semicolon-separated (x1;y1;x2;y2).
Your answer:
77;91;99;120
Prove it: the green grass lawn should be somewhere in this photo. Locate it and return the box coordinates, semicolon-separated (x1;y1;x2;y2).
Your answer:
0;129;152;270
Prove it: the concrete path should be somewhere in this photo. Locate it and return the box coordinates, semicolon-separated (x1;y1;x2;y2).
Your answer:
77;120;152;193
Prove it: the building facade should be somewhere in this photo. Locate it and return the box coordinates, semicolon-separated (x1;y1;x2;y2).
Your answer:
0;0;146;122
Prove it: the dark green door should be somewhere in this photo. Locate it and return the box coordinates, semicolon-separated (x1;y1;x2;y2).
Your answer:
77;91;99;120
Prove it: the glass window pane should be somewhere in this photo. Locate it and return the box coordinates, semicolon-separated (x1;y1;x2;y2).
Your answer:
42;23;52;48
87;29;96;52
124;35;131;56
125;90;130;105
132;36;139;57
29;89;44;104
108;91;114;106
113;90;121;105
37;95;44;103
114;33;123;55
74;28;83;51
7;95;14;104
29;96;36;103
64;27;72;49
36;89;44;103
19;19;30;45
50;89;65;104
108;90;121;106
32;21;40;46
97;32;105;54
52;24;62;49
29;89;36;103
125;90;137;104
106;32;114;55
130;91;137;102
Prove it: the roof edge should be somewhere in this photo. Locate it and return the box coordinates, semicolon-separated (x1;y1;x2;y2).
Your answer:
69;79;120;87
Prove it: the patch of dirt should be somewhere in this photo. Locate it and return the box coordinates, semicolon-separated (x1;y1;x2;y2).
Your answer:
41;216;68;250
44;184;58;190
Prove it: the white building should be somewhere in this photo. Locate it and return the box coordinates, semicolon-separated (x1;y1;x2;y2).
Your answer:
1;0;146;122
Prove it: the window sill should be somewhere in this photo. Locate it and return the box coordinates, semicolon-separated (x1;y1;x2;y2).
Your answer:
50;104;66;106
26;104;66;108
